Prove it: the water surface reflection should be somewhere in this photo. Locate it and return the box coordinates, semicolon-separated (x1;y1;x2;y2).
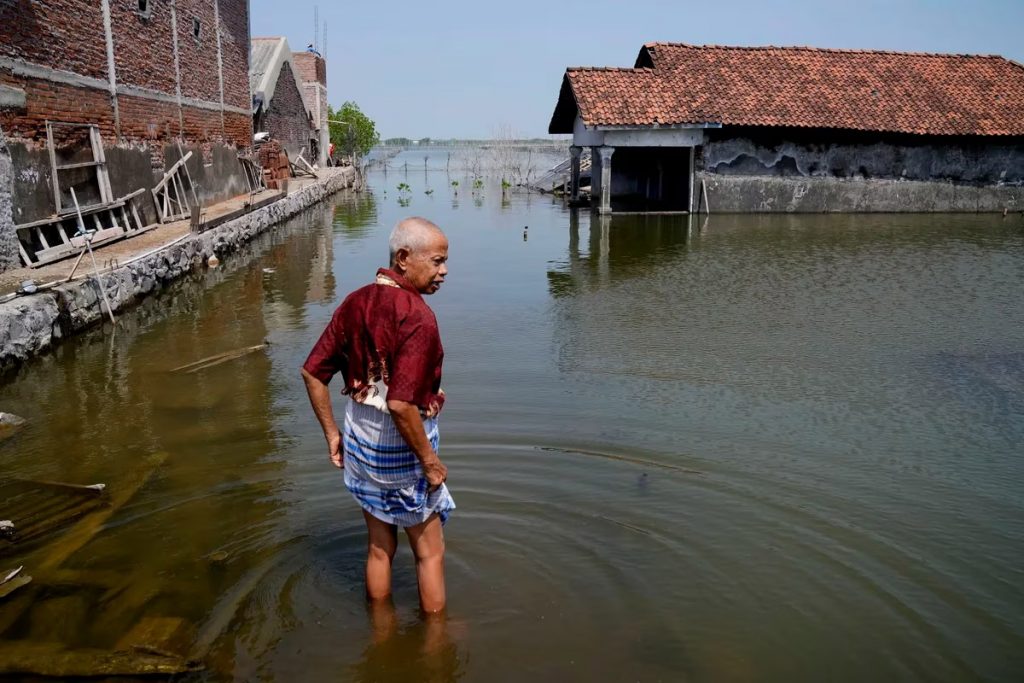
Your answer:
0;178;1022;681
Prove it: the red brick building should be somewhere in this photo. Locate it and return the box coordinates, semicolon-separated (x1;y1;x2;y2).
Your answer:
250;37;314;162
291;51;328;167
550;43;1024;213
0;0;253;234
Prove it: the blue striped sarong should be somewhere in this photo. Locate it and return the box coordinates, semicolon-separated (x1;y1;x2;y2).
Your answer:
342;398;455;527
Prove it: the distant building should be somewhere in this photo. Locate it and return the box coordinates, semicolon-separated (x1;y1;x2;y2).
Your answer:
0;0;252;230
252;37;317;164
549;43;1024;213
291;51;328;167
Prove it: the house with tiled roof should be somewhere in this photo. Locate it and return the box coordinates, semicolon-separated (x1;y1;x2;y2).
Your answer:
549;43;1024;213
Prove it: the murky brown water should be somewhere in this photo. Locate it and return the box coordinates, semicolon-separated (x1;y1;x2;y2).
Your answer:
2;153;1024;681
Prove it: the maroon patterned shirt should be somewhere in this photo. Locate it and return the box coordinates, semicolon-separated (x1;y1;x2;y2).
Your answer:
303;268;445;416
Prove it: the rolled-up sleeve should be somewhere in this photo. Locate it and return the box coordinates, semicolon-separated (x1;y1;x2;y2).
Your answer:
303;307;346;384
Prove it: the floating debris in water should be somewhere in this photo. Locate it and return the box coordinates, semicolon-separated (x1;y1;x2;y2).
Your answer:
207;255;220;268
0;521;13;538
2;566;22;584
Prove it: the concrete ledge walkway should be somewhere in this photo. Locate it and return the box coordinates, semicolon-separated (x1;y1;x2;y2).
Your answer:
0;166;357;373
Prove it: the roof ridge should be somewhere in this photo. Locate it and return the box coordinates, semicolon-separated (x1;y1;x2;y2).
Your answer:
566;66;653;73
644;41;1007;60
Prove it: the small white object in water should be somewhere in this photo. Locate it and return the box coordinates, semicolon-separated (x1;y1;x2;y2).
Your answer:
85;483;106;492
208;255;220;268
0;521;13;536
2;567;22;584
262;267;275;274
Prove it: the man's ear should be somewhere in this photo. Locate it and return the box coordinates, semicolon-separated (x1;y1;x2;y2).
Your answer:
393;247;411;271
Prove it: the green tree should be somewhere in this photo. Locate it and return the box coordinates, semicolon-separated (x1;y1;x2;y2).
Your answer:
328;101;380;159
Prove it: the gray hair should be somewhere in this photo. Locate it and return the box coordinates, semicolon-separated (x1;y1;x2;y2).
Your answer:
388;217;442;263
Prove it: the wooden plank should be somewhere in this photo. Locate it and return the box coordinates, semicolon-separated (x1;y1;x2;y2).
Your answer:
36;226;50;250
55;160;102;171
70;226;123;248
0;642;198;677
129;200;143;230
90;125;113;204
16;239;33;267
120;206;131;232
39;451;168;571
46;121;62;214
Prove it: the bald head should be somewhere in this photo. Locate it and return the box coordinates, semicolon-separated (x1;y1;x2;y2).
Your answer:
388;217;449;295
389;217;445;266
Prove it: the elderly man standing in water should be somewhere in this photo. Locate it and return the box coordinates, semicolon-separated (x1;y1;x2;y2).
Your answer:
301;217;453;613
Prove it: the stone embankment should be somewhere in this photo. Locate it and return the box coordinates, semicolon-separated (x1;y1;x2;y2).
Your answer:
0;167;356;373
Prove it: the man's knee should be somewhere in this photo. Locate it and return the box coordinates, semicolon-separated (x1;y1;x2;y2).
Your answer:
368;539;397;563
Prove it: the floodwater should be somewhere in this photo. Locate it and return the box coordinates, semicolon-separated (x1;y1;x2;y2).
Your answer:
1;150;1023;681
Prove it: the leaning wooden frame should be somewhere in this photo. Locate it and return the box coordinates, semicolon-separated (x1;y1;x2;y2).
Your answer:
237;154;266;194
45;121;113;215
151;151;196;223
15;189;154;268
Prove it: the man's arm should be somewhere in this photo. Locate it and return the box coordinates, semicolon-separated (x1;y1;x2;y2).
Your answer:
302;368;342;467
387;399;447;488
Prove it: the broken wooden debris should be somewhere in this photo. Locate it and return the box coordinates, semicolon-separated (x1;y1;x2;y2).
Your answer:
0;641;200;677
291;151;319;179
171;344;267;374
15;188;153;268
151;151;195;223
0;573;32;600
116;616;194;662
12;478;107;494
39;451;169;571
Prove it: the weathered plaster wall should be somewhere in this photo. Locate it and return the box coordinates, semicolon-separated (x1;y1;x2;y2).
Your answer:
697;172;1024;213
703;136;1024;184
0;129;17;271
0;167;357;373
698;128;1024;212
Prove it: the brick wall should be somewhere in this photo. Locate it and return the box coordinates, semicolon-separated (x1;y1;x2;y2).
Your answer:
0;0;107;79
0;0;253;235
291;52;328;165
261;62;311;160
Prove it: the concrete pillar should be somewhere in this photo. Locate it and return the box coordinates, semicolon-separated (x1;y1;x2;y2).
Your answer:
597;146;615;214
0;128;19;272
569;145;582;201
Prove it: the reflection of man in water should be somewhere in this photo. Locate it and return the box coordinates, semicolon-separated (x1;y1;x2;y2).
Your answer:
301;217;454;613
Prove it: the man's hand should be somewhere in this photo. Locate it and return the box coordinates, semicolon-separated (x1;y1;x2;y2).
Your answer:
302;368;343;470
422;458;447;489
327;430;342;468
388;398;448;490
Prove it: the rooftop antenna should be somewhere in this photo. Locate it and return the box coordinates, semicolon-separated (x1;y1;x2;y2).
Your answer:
313;5;319;53
322;20;327;61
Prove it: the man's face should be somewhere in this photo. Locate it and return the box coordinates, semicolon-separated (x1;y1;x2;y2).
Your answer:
399;233;448;295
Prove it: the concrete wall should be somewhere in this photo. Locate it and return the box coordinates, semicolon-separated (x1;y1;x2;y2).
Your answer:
0;128;17;271
698;127;1024;212
0;0;253;261
258;62;311;161
697;172;1024;213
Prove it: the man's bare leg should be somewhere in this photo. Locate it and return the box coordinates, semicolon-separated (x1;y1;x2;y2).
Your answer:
363;510;398;601
406;512;446;613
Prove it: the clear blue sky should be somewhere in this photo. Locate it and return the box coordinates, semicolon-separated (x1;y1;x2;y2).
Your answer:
250;0;1024;139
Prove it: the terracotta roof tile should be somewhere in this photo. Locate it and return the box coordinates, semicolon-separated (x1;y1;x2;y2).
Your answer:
554;43;1024;136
